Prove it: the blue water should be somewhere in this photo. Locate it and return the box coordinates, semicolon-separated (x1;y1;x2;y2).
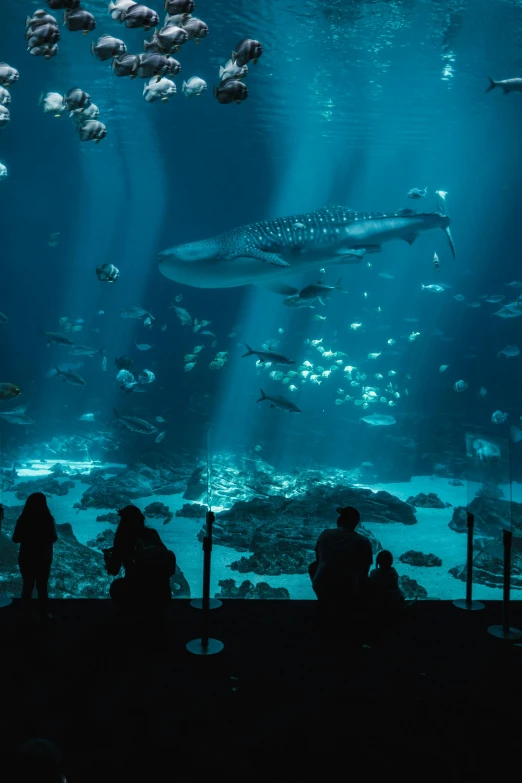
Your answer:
1;0;522;599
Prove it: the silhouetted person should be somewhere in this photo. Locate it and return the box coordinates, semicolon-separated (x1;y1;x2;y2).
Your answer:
12;492;57;619
309;506;373;630
103;505;175;616
369;549;405;616
12;738;66;783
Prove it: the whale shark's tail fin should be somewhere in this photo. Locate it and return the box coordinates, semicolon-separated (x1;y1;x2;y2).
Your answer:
256;389;267;403
485;77;497;93
242;344;254;358
435;191;455;258
335;277;348;293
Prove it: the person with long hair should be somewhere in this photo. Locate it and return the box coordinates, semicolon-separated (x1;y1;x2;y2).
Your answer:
103;504;175;614
12;492;58;619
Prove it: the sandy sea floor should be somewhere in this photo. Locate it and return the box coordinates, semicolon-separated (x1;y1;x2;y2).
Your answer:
3;468;520;600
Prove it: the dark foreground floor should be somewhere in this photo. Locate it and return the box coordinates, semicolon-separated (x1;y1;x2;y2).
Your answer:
0;598;521;781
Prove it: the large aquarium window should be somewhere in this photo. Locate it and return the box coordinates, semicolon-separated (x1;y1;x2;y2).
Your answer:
1;0;521;601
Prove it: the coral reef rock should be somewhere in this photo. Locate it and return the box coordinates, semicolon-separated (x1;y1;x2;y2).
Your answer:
449;541;522;590
398;575;428;600
215;578;290;600
86;529;115;550
144;501;173;524
95;512;120;525
199;485;407;576
15;477;75;501
407;492;449;509
183;463;208;501
175;503;207;518
75;462;187;510
399;550;442;567
449;494;521;539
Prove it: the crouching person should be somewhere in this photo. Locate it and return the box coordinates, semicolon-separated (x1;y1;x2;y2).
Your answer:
103;505;176;619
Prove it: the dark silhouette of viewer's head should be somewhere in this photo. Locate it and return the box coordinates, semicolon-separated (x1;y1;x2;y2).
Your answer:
336;506;360;530
376;550;393;570
14;738;65;783
21;492;53;518
115;505;146;546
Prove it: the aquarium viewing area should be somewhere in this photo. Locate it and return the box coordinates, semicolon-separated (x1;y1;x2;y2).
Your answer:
1;0;522;778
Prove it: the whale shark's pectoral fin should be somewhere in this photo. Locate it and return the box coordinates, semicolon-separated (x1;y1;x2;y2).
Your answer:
227;248;290;268
259;281;299;296
403;233;418;245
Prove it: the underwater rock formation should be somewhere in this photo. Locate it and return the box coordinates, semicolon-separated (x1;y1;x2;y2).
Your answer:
176;503;207;518
144;501;173;524
399;550;442;567
0;505;190;598
407;492;449;509
449;539;522;590
398;575;428;600
449;494;521;539
15;477;75;501
86;529;116;550
75;462;188;509
95;512;120;524
202;487;400;576
215;578;290;599
183;463;208;501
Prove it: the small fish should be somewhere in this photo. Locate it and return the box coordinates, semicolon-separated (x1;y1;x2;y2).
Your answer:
494;304;522;319
155;431;166;443
387;339;395;346
109;0;137;21
511;425;522;443
378;272;395;280
145;25;187;53
143;76;176;102
79;413;95;421
160;324;167;331
361;414;396;426
232;38;262;66
497;344;520;358
41;330;75;347
184;362;197;372
367;352;381;360
454;380;467;392
453;294;466;302
64;8;96;33
507;281;522;289
407;187;427;200
91;34;126;60
213;80;248;105
421;284;444;292
120;305;153;320
64;88;91;113
121;4;159;29
144;316;153;327
96;263;119;282
485;77;522;94
136;342;154;351
182;76;207;97
182;17;209;42
0;63;19;87
485;294;505;304
0;383;21;400
313;314;327;321
257;388;301;413
137;53;179;78
350;323;362;331
439;364;449;372
114;410;158;434
491;410;508;424
112;53;140;77
408;332;420;341
155;415;166;422
78;120;107;143
478;387;487;398
170;305;192;327
468;301;482;309
242;344;295;366
298;278;346;301
433;252;440;272
54;366;86;386
219;59;248;83
175;294;183;302
165;0;194;13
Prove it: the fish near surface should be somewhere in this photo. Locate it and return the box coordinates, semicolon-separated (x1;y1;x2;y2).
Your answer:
159;205;455;293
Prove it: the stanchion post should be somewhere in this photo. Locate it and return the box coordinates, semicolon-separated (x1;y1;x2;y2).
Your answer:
488;528;522;641
453;512;484;611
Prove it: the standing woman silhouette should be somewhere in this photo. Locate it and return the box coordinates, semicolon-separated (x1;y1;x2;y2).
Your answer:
12;492;58;619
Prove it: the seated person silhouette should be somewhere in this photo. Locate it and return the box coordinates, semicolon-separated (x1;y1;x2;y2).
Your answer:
309;506;373;622
103;505;176;615
369;549;404;606
12;492;58;621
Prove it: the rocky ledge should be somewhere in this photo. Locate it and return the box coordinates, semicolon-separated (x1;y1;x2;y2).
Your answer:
399;575;428;600
195;484;419;576
74;462;189;510
399;550;442;567
407;492;450;509
214;578;290;600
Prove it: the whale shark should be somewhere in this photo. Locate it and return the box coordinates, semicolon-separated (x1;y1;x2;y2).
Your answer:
159;205;455;294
